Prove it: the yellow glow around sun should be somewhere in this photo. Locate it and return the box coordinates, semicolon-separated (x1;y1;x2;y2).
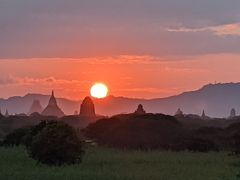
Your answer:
90;83;108;98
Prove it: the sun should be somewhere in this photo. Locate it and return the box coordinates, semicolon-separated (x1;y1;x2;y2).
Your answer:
90;83;109;99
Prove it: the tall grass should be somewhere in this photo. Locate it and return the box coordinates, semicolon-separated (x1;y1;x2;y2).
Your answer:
0;147;239;180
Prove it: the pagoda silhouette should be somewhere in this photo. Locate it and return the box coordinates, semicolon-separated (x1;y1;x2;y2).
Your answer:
41;91;65;118
79;96;96;117
134;104;146;115
175;108;184;117
28;99;43;115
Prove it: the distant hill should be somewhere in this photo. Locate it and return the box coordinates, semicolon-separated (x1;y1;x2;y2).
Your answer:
0;94;80;116
0;83;240;117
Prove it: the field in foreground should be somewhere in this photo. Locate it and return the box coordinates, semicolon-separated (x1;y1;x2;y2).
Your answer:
0;147;240;180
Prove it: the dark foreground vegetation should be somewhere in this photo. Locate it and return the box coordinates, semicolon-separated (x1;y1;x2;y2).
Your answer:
0;146;239;180
1;113;240;179
2;113;240;154
85;113;240;153
2;121;85;166
2;113;240;169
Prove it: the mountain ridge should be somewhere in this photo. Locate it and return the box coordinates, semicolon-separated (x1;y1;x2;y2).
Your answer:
0;83;240;117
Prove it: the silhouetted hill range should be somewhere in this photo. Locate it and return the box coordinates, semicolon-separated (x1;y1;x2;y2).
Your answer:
1;83;240;117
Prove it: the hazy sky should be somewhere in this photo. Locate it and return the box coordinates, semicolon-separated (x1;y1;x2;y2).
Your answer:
0;0;240;99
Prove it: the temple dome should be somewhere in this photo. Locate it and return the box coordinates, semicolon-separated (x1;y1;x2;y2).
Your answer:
80;96;96;117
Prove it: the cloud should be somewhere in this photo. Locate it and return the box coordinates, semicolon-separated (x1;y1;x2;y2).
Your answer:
119;87;179;94
0;75;17;85
167;23;240;36
213;23;240;36
0;75;88;89
0;0;240;58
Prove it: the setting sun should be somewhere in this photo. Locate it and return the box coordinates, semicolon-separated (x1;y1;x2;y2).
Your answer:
90;83;109;99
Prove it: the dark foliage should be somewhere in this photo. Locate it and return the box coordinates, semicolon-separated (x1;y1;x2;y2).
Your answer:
230;133;240;155
85;113;224;152
3;113;240;154
184;137;219;152
85;113;187;150
27;121;84;166
225;123;240;155
0;114;58;139
168;137;219;152
23;120;52;147
2;127;30;146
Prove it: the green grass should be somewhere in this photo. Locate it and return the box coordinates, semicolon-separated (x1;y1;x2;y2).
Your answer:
0;147;239;180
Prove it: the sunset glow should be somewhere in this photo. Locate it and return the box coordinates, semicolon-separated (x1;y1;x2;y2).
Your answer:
90;83;108;99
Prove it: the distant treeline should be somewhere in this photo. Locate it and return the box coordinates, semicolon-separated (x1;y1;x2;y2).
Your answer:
84;113;240;153
0;113;90;139
1;113;240;153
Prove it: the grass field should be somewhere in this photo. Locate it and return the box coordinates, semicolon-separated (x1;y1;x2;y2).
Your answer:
0;147;239;180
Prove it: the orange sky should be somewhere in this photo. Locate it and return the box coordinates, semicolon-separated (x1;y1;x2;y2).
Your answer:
0;54;240;100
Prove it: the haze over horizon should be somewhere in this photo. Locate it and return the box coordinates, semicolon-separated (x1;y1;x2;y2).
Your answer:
1;81;240;102
1;0;240;99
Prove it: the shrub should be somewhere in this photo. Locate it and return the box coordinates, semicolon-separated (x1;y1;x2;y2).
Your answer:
230;132;240;155
27;121;84;166
85;114;185;150
2;127;30;146
185;137;219;152
23;120;53;147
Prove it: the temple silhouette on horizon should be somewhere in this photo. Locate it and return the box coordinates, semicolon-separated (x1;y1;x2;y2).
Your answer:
79;96;96;117
134;104;146;115
28;99;43;115
41;91;65;118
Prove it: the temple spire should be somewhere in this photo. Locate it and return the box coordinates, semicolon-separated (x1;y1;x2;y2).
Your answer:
201;110;209;120
134;104;146;115
48;90;57;106
229;108;236;119
202;110;206;117
175;108;184;117
41;90;65;118
5;109;9;117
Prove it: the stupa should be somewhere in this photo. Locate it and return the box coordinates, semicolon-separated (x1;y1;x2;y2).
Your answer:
201;110;209;120
229;108;236;119
28;99;43;115
5;109;9;117
134;104;146;115
41;91;65;118
79;96;96;117
175;108;184;117
0;108;3;119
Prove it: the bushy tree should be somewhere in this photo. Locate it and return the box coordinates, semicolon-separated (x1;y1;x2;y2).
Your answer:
27;121;84;166
230;133;240;155
185;137;219;152
2;127;30;146
23;120;53;147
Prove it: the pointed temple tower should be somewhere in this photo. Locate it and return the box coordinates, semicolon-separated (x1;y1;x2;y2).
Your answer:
5;109;9;117
79;96;96;117
175;108;184;117
41;91;65;118
28;99;43;115
134;104;146;115
229;108;236;119
0;108;3;118
201;110;208;120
